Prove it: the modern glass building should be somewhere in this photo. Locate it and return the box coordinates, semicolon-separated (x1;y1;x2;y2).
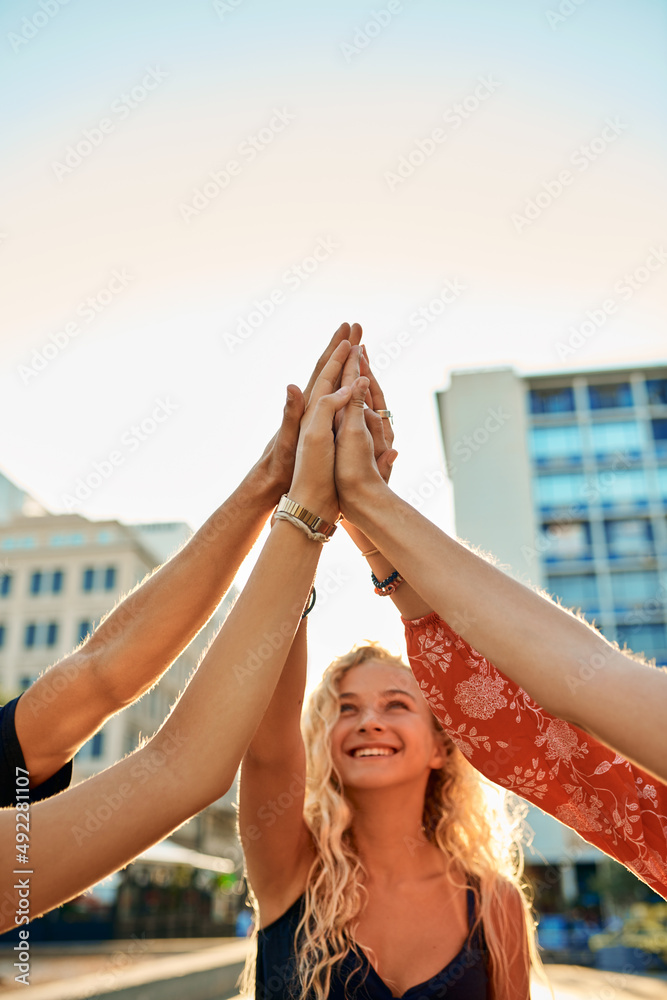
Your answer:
437;363;667;666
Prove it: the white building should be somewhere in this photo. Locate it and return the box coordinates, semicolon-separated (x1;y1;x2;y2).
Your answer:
0;475;238;862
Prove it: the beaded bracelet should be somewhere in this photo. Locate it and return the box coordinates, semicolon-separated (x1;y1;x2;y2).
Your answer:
371;569;404;597
301;586;316;619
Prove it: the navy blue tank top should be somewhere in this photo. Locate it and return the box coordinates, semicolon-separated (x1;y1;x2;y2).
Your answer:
255;884;489;999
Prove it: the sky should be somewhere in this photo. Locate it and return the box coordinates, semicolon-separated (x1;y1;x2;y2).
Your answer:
1;0;666;682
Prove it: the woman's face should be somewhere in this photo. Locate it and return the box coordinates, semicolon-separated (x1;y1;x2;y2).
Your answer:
329;661;445;791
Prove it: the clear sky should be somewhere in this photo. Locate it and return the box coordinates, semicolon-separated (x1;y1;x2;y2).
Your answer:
1;0;666;679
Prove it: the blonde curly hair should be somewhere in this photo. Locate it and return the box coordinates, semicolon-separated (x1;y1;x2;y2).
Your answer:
241;643;545;999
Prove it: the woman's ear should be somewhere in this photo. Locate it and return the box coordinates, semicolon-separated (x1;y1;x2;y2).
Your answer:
429;731;448;770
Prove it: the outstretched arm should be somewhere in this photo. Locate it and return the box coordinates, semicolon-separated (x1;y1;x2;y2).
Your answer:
240;339;366;926
0;341;358;931
14;324;355;792
334;367;667;786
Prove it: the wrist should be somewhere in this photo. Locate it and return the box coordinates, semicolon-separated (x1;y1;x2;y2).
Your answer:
287;484;339;527
341;479;392;529
238;461;283;512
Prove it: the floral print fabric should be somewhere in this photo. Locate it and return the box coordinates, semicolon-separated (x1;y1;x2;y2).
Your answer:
403;612;667;899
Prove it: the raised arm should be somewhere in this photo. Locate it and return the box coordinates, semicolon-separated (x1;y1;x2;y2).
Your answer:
0;341;359;932
239;343;368;926
14;324;357;794
334;370;667;788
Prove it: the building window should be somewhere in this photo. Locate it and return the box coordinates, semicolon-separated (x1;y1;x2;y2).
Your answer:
610;571;661;610
541;522;591;561
617;624;666;663
546;574;599;611
82;567;118;592
0;625;5;649
29;570;65;595
78;621;92;643
651;419;667;457
20;676;32;691
588;382;633;410
589;421;643;455
50;532;85;547
646;378;667;406
529;387;575;415
0;574;12;598
535;473;586;507
80;731;105;760
24;622;59;649
594;468;648;506
529;425;582;462
605;520;654;558
0;536;36;551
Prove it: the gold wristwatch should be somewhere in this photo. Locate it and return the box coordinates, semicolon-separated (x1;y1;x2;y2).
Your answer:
276;495;338;540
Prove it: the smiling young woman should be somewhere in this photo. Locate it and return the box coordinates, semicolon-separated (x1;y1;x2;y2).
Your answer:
239;639;540;1000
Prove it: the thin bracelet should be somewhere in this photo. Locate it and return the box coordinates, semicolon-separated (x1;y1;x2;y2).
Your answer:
371;569;404;597
362;547;380;558
274;510;331;543
301;586;316;619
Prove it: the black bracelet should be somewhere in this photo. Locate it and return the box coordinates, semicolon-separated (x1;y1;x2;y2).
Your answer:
371;570;400;590
301;586;316;619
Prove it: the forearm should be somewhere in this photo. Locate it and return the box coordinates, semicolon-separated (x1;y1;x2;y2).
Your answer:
84;474;275;704
245;620;308;765
343;521;431;620
350;485;667;782
1;519;321;929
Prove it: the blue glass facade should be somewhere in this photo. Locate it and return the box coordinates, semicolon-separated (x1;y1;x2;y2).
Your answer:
528;369;667;665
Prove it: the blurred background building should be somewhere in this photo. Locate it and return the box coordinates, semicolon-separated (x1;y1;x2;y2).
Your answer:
0;471;243;939
436;362;667;938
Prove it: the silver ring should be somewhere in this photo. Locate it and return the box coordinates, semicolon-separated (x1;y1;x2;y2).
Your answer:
376;409;393;423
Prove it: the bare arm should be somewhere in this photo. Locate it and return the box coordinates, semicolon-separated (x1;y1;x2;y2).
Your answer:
487;883;532;1000
239;621;314;925
335;377;667;785
0;518;322;932
15;324;355;789
1;342;358;931
240;341;367;925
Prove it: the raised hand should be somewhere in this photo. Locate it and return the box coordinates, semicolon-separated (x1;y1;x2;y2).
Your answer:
247;323;361;504
289;339;355;524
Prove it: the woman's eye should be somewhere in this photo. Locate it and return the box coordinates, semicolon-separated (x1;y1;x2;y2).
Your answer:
387;700;408;710
339;703;356;713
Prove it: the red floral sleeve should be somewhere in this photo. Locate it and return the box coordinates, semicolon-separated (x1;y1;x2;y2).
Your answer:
403;612;667;899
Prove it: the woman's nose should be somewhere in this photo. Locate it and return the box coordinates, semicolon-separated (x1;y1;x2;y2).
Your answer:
358;712;383;731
